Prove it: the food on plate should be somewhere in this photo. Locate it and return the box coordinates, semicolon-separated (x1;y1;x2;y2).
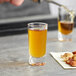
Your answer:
72;51;76;54
61;53;73;62
61;51;76;67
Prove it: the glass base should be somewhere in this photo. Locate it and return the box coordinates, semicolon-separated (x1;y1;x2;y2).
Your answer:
58;31;72;41
29;56;46;66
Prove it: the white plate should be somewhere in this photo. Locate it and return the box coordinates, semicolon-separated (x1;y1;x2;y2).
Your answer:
50;52;76;69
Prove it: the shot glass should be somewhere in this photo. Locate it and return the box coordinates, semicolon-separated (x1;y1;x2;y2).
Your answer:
58;7;74;41
28;22;48;66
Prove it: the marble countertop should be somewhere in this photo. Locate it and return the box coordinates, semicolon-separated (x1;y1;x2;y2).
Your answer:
0;28;76;76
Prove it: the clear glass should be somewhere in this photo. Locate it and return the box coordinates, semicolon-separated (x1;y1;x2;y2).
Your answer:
58;7;74;41
28;22;48;66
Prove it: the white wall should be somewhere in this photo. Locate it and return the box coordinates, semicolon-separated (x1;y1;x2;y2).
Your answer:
49;0;76;17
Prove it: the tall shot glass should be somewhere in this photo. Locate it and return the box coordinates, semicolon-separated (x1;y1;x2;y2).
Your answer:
58;7;75;41
28;22;48;66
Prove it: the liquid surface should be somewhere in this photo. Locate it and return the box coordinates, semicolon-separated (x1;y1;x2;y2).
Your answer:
58;21;74;35
28;29;47;58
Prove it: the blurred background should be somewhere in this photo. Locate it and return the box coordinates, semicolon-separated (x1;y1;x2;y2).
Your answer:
0;0;76;36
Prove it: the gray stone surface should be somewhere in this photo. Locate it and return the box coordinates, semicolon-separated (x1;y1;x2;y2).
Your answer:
0;28;76;76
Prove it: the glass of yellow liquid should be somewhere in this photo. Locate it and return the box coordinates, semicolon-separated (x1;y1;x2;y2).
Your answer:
28;22;48;66
58;7;75;41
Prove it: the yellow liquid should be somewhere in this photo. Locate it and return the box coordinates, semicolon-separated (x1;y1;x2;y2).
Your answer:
28;29;47;58
58;21;74;35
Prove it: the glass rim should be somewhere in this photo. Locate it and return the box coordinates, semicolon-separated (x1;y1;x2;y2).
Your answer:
28;22;48;26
